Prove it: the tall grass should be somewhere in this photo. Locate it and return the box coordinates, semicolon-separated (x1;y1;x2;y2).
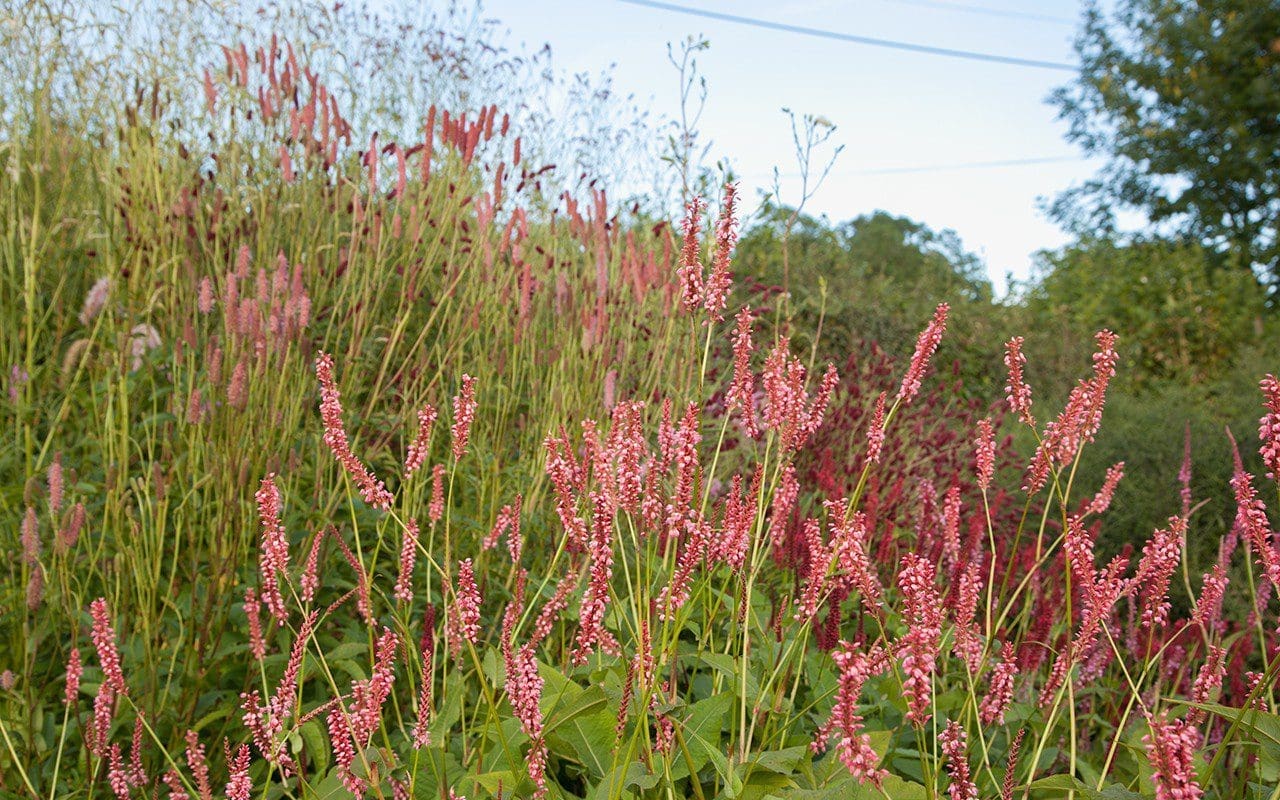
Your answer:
3;5;1280;800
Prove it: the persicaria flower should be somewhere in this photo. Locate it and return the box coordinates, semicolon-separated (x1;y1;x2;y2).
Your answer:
1260;374;1280;480
866;392;887;464
1085;462;1125;516
761;338;838;451
1003;336;1034;426
449;559;482;656
48;455;63;516
897;303;948;405
394;519;421;603
89;598;127;696
315;352;394;509
255;474;290;624
979;641;1018;725
80;277;110;325
1143;713;1203;800
676;196;705;313
1187;646;1226;724
1190;562;1228;634
405;403;438;476
574;493;617;663
727;307;759;438
940;721;978;800
1229;452;1280;588
21;506;38;565
65;648;82;707
895;553;942;727
974;418;995;490
451;374;478;460
814;643;889;787
1134;517;1184;633
429;464;446;524
703;182;739;322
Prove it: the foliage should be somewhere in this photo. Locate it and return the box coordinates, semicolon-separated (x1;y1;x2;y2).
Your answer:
1024;237;1271;388
2;4;1280;800
1049;0;1280;291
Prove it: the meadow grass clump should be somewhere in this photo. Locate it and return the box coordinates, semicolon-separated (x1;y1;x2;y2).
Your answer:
3;6;1280;800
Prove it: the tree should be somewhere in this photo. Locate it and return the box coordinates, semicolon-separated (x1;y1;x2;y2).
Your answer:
1024;237;1268;388
1049;0;1280;292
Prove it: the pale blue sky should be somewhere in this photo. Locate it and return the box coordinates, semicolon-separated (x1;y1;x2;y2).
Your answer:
482;0;1109;295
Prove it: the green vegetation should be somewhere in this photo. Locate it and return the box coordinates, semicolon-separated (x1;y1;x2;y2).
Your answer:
2;3;1279;800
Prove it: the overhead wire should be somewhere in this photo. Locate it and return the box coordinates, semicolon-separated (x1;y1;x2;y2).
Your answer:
616;0;1079;72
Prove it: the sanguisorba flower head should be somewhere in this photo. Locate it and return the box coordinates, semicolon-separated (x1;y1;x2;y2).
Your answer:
315;352;393;509
897;303;949;405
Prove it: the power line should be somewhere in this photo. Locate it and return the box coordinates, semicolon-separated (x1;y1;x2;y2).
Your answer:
848;154;1083;175
757;154;1083;179
617;0;1079;72
883;0;1076;26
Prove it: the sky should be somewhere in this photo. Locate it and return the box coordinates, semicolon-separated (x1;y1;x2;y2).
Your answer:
479;0;1108;296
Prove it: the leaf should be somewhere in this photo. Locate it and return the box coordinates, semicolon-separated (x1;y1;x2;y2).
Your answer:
1183;701;1280;749
1028;774;1143;799
700;651;762;699
299;718;329;779
747;746;808;775
668;692;734;780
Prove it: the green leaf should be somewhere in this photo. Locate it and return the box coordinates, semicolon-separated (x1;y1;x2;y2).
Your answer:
669;691;733;780
1183;702;1280;749
299;718;329;779
1028;774;1143;799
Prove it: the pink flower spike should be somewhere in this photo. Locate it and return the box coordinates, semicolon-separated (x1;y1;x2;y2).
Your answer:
940;721;978;800
449;559;482;656
255;474;290;625
703;182;738;322
727;307;759;438
429;464;446;524
676;196;705;313
1260;374;1280;480
405;403;438;476
315;352;394;510
1143;713;1203;800
89;598;128;696
450;375;478;461
979;641;1018;725
897;303;948;405
1003;336;1034;426
974;418;995;490
394;519;421;603
1085;462;1125;516
65;647;82;707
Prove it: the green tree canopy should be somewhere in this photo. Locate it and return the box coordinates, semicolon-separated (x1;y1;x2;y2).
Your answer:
1049;0;1280;292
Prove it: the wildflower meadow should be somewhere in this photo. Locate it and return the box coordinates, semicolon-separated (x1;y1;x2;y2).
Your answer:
3;3;1280;800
